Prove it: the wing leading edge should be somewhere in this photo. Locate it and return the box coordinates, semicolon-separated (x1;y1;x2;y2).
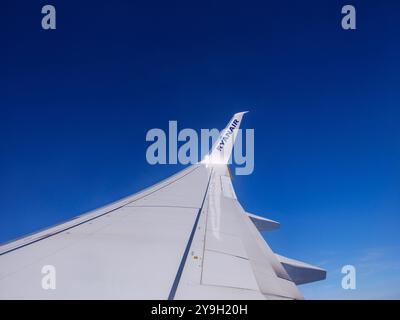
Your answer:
0;112;325;299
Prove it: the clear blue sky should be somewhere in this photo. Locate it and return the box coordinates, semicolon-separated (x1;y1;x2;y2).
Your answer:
1;1;399;299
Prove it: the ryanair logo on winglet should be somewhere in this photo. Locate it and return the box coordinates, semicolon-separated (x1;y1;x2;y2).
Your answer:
217;119;239;152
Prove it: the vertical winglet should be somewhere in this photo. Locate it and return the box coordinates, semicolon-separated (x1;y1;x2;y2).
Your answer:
203;111;248;165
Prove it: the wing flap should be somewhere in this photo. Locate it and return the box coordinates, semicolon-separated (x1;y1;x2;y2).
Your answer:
246;212;280;232
201;250;259;290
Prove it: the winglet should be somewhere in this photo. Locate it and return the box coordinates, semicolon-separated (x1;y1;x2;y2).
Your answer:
203;111;248;165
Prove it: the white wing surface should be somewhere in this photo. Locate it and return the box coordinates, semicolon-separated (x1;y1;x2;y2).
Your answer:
0;112;325;299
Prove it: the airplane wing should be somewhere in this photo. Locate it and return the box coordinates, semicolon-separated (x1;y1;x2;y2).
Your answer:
0;112;325;299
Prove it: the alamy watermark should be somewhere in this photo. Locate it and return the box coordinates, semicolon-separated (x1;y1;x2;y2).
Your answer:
341;265;356;290
41;265;56;290
145;121;254;175
40;4;357;31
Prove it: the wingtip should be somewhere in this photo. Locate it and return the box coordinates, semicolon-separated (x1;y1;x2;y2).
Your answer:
235;111;249;116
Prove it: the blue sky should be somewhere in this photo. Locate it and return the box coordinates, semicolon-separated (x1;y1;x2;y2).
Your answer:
1;1;399;299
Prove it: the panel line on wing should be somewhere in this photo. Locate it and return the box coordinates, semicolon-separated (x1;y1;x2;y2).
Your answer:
204;248;249;260
125;205;200;209
167;168;213;300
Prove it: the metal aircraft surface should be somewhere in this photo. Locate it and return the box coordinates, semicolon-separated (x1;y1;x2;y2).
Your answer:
0;112;326;299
